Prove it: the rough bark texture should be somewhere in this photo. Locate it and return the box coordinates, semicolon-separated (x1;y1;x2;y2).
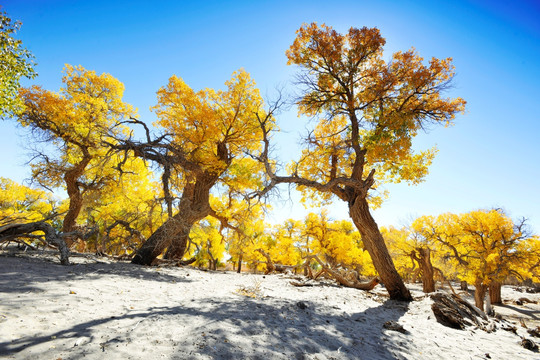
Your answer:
474;278;487;311
418;248;435;293
431;292;487;330
411;247;435;293
489;281;502;304
0;222;70;265
61;151;92;238
131;178;213;265
349;197;412;301
305;254;380;290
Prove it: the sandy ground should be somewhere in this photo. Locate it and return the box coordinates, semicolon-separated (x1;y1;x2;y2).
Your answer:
0;250;539;360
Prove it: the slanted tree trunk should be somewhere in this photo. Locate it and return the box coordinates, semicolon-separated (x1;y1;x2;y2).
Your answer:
256;248;276;274
489;281;502;304
474;278;487;311
349;196;412;301
131;179;212;265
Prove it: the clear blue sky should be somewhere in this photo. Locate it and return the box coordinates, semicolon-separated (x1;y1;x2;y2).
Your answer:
1;0;539;233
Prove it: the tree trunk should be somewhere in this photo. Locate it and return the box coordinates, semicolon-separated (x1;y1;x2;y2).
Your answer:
131;178;212;266
62;154;92;240
0;222;70;265
349;196;412;301
417;247;435;293
237;254;243;273
474;278;487;311
489;281;502;304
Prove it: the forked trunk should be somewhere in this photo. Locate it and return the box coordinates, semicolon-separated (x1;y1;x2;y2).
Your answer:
349;196;412;301
474;278;487;311
489;281;502;304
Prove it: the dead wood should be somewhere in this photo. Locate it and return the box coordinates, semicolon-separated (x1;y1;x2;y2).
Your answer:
304;255;379;290
0;221;70;265
289;281;314;287
515;297;538;305
431;292;487;330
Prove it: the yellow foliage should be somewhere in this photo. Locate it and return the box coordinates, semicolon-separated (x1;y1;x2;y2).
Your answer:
0;177;57;225
285;23;466;208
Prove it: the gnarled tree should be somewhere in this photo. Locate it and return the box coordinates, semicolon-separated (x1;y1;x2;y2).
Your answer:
115;70;273;265
257;23;466;301
17;65;134;243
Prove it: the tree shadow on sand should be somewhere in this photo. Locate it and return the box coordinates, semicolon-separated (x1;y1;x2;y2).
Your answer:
0;254;191;295
0;293;412;360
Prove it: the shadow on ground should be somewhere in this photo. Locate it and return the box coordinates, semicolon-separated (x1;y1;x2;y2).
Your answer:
0;294;411;359
0;253;191;294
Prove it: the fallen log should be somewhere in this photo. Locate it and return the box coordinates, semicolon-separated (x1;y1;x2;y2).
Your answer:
431;292;487;330
0;221;70;265
304;255;380;290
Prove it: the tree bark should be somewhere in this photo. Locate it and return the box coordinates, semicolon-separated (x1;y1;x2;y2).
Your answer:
418;247;435;293
237;254;243;273
349;196;412;301
474;278;487;311
131;178;213;265
62;152;92;238
489;281;502;304
0;222;70;265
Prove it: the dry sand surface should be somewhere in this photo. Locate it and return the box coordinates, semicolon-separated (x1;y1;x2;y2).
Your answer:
1;251;539;360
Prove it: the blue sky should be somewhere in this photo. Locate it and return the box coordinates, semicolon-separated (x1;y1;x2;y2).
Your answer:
1;0;539;233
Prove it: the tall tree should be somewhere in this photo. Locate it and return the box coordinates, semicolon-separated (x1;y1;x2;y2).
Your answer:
0;10;36;118
117;70;273;265
17;65;134;239
258;23;466;300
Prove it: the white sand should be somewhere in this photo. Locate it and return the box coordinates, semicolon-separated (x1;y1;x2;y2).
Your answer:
0;252;539;360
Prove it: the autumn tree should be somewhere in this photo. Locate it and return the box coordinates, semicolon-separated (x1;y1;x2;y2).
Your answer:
0;177;70;264
458;210;532;308
0;177;58;227
16;65;135;242
0;10;36;117
413;210;536;310
115;70;273;265
186;218;226;270
257;23;465;300
79;157;162;255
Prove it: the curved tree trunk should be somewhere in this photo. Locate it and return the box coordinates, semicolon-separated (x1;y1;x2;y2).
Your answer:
0;222;70;265
489;281;502;304
131;178;213;265
62;153;92;246
349;196;412;301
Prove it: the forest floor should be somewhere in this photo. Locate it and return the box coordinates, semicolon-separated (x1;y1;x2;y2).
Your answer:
0;249;539;360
